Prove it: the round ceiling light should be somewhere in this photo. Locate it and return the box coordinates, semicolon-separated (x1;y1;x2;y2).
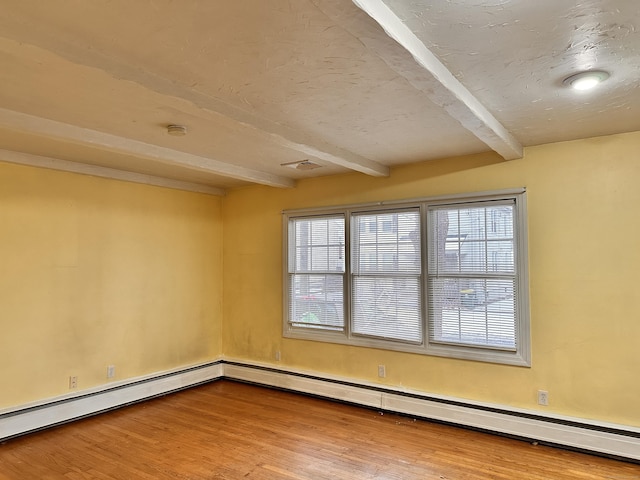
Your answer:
167;124;188;136
563;70;610;91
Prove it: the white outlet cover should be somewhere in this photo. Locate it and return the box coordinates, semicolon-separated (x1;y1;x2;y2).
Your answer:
537;390;549;406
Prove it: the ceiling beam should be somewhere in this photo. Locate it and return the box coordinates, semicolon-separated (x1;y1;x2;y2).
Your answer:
167;85;389;177
0;33;388;178
149;83;388;178
0;149;225;196
0;108;295;189
352;0;523;160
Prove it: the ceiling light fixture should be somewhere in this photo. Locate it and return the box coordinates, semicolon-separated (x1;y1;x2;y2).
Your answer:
167;124;188;136
563;70;610;91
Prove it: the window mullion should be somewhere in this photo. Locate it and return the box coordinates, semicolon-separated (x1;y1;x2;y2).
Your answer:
344;212;352;338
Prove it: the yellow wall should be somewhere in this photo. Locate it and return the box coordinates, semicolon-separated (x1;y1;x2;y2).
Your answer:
2;131;638;428
0;162;223;409
222;131;640;427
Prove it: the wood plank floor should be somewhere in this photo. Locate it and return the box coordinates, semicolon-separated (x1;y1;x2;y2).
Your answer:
0;380;638;479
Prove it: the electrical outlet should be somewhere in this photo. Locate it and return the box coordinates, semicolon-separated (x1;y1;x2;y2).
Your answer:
378;365;386;378
107;365;116;379
69;376;78;389
275;350;281;361
537;390;549;406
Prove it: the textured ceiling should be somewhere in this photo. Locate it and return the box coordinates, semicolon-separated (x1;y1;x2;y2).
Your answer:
0;0;638;194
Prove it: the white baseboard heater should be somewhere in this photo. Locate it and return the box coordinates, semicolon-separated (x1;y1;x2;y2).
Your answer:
0;362;224;441
1;359;638;463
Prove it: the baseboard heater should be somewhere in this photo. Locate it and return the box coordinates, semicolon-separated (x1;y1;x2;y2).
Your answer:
1;359;638;463
0;362;224;442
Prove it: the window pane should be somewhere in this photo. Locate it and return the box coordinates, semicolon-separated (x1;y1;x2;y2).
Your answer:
487;241;515;273
353;210;420;275
427;277;516;349
429;203;515;275
311;246;329;271
487;205;514;239
352;276;421;342
291;216;344;273
459;240;487;273
290;274;343;330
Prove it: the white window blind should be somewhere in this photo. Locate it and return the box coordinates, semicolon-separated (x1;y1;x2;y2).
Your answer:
288;215;345;331
351;209;421;342
427;200;518;350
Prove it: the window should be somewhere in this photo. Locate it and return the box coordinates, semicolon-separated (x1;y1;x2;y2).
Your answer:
427;201;518;350
287;215;345;331
283;190;530;366
351;210;422;343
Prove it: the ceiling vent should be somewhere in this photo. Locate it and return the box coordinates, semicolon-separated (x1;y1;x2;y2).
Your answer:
167;124;188;136
281;160;322;171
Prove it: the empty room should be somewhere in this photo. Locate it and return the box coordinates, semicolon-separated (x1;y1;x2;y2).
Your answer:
1;1;639;478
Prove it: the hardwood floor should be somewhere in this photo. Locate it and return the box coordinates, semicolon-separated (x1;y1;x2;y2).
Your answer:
0;380;638;479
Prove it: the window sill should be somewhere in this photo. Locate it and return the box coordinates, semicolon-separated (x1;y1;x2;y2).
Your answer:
284;328;531;367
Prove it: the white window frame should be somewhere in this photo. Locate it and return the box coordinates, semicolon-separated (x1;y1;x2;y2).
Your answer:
282;189;530;366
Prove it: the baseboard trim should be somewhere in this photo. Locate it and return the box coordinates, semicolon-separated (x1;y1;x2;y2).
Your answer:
2;359;638;462
0;361;224;441
223;360;640;462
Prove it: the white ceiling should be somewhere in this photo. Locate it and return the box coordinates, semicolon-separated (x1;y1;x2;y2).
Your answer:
1;0;638;194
